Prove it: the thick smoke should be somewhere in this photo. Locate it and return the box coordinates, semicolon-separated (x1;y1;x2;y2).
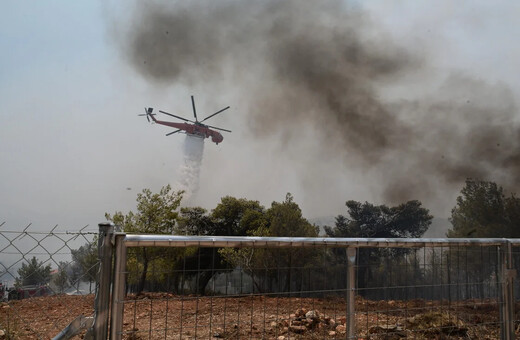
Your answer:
117;0;520;206
177;135;204;204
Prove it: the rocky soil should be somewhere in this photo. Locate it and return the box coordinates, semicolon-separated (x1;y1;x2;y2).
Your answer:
0;294;508;339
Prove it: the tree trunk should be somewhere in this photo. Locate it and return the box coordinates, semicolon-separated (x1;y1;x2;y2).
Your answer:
284;253;292;293
356;249;371;297
252;275;264;294
172;273;181;294
137;248;149;294
196;270;214;295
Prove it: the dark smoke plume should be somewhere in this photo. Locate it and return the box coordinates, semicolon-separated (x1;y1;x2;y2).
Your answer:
116;0;520;205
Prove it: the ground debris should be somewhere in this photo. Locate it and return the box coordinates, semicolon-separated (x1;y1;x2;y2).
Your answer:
406;312;468;336
369;324;406;339
272;308;346;337
0;294;503;339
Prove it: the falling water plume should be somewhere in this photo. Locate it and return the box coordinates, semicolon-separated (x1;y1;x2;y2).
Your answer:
177;135;204;204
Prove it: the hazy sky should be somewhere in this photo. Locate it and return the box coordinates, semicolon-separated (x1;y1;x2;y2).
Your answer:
1;1;520;232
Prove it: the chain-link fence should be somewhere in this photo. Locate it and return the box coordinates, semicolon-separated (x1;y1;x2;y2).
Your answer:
0;222;98;339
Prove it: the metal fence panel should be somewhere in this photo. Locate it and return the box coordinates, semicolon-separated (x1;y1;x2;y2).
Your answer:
109;234;520;339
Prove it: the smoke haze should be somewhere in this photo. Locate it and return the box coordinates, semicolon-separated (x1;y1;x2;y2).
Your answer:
114;0;520;211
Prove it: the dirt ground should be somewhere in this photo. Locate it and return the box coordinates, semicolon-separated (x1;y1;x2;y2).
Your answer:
0;293;510;339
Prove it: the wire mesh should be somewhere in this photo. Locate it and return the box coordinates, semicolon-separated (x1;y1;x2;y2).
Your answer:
113;237;519;339
511;244;520;339
355;245;503;339
0;222;98;339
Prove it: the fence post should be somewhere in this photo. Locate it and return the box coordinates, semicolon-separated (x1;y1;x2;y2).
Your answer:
499;241;515;340
110;232;127;340
91;223;115;340
346;247;357;339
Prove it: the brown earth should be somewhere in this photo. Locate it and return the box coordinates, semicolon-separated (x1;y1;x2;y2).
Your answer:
0;294;510;339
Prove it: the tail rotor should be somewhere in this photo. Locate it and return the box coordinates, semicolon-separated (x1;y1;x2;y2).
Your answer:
138;107;156;122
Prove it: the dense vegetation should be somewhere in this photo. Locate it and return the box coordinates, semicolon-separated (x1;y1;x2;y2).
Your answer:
15;179;520;300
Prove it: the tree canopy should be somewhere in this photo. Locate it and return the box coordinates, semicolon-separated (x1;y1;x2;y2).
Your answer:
16;256;52;287
106;185;184;293
324;199;432;295
106;184;183;234
447;179;520;238
71;243;98;286
267;193;319;237
219;193;320;293
53;261;70;293
104;186;438;296
175;196;265;237
174;196;268;294
325;200;432;239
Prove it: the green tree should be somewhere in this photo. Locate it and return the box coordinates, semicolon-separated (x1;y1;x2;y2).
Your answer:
176;207;218;236
171;206;217;294
16;256;52;287
220;193;320;293
266;193;320;292
267;193;319;237
447;179;520;237
325;200;432;239
69;261;83;290
71;243;98;293
53;261;70;293
211;196;266;236
446;179;520;299
324;200;432;295
106;185;184;293
174;197;266;294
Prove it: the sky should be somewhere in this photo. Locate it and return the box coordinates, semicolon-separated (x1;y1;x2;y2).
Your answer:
1;1;520;233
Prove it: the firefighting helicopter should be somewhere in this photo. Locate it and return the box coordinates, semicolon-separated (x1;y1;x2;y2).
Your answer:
139;96;231;145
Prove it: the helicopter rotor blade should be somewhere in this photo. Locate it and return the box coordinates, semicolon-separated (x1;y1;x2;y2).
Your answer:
166;129;182;136
138;113;150;122
206;125;232;133
191;95;198;121
139;108;152;122
200;106;230;123
159;110;194;123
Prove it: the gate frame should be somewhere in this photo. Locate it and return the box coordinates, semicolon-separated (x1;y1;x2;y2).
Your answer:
97;232;518;340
